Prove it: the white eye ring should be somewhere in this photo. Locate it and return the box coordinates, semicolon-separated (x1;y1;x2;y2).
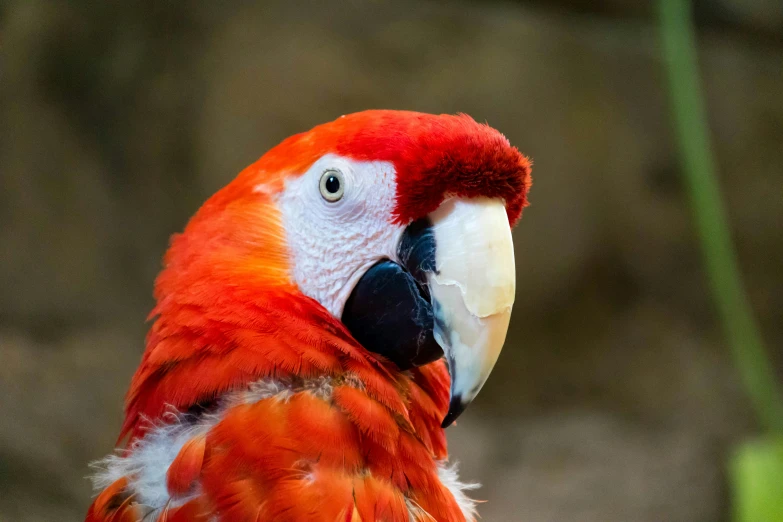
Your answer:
319;168;345;202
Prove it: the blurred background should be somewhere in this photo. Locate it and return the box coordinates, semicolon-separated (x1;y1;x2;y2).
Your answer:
1;1;781;520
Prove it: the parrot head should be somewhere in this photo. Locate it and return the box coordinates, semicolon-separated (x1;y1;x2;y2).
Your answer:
143;110;531;433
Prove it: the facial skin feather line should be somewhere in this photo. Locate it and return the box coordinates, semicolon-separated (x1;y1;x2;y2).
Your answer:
86;110;531;522
276;154;403;318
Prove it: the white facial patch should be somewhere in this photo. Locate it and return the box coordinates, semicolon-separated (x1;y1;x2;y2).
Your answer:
276;154;404;317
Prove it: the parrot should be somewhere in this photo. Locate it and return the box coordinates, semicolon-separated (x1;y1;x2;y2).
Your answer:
86;110;532;522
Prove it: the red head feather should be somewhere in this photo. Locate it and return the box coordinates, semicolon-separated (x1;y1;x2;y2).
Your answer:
231;110;532;224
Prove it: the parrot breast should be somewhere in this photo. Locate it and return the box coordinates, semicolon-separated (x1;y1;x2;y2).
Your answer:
91;367;477;522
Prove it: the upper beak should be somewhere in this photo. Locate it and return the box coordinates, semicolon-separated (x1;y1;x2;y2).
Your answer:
427;198;516;427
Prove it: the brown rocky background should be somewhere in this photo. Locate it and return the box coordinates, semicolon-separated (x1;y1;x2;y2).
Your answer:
1;1;781;520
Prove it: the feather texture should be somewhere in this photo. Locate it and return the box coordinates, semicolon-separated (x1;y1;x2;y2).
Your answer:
89;111;531;521
92;374;468;522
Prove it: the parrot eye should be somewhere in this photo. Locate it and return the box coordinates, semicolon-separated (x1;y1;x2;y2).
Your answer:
319;169;344;202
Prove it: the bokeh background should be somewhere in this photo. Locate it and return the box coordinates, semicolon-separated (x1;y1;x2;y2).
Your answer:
1;1;781;520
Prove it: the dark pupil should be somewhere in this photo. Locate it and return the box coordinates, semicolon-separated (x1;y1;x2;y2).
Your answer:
325;175;340;194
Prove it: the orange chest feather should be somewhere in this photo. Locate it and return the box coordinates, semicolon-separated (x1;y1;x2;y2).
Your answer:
92;368;466;522
98;289;466;521
191;378;462;522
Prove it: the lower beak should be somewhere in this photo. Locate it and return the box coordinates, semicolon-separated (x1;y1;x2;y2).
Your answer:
427;198;516;427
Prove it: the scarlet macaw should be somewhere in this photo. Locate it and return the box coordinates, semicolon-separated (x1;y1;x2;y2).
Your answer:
87;110;532;522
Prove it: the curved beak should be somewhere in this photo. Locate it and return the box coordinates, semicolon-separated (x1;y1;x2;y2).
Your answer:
342;197;515;428
428;198;515;427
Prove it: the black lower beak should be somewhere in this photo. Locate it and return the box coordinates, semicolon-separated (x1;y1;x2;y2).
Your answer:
342;260;442;369
341;219;442;370
441;395;468;428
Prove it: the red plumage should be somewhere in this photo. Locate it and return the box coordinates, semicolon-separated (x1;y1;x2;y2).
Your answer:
167;434;206;497
89;111;531;522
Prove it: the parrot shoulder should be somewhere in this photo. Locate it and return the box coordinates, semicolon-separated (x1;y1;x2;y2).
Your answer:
90;370;475;522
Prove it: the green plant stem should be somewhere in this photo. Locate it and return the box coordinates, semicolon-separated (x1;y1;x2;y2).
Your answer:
658;0;783;433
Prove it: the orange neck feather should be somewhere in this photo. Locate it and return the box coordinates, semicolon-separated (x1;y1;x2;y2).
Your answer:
120;177;449;456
